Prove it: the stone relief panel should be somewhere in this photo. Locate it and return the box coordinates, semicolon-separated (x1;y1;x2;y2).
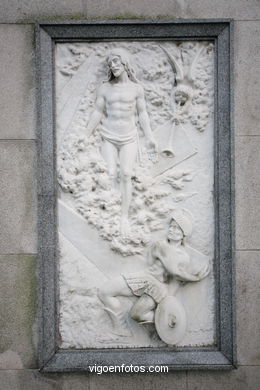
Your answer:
56;41;215;348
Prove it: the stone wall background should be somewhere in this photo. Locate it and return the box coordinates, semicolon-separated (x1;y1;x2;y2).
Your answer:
0;1;259;389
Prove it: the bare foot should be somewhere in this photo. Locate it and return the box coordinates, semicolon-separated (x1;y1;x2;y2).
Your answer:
103;306;133;338
112;326;133;338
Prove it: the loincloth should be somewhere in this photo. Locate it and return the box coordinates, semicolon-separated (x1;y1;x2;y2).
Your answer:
122;272;167;304
100;125;137;147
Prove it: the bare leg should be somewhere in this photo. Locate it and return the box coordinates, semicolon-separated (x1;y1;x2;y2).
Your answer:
98;276;132;312
98;276;133;337
119;141;137;236
130;294;156;324
101;140;118;189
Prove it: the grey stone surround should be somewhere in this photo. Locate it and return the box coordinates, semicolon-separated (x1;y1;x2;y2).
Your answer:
0;1;259;389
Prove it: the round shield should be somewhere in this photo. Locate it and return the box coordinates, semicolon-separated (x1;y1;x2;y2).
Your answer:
155;296;187;345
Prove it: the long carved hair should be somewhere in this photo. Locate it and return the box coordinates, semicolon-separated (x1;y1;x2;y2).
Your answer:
106;49;139;83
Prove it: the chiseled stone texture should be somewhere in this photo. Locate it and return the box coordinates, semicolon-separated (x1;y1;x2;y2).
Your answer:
0;141;37;254
234;21;260;136
0;25;35;140
0;0;260;22
0;255;37;369
235;136;260;249
89;372;187;390
236;251;260;365
187;366;260;390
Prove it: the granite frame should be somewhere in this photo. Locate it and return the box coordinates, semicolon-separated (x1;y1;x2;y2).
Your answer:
36;20;235;372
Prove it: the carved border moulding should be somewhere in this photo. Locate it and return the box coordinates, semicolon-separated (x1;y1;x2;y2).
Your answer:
36;20;235;371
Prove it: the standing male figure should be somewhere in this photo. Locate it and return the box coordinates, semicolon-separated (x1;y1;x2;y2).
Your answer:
84;48;157;236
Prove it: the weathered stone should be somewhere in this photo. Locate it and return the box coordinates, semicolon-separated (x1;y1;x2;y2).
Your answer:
187;366;260;390
234;21;260;136
90;372;186;390
235;137;260;249
0;255;37;369
0;371;63;390
0;4;258;389
0;1;85;23
1;368;259;390
236;251;260;365
0;141;37;254
0;0;260;22
85;0;260;20
60;373;91;390
0;351;23;369
0;25;35;139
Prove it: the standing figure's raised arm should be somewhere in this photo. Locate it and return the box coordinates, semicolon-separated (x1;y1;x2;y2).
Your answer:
136;85;158;162
136;85;153;139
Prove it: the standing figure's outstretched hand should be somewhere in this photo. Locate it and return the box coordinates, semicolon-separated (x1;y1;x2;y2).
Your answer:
147;137;158;163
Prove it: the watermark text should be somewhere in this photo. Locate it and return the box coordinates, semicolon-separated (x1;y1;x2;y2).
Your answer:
89;364;169;374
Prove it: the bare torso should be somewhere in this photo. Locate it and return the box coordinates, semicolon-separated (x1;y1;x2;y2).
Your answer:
100;80;140;135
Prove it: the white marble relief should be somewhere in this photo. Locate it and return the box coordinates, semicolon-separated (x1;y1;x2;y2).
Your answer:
98;209;210;345
56;41;215;348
